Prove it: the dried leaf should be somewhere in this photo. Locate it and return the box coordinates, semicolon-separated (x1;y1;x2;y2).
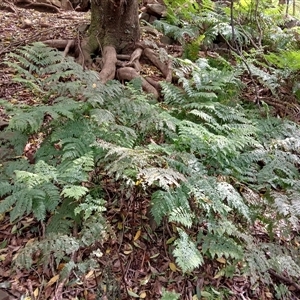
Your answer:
169;262;177;272
33;288;39;298
216;257;226;264
127;289;140;298
46;274;59;287
139;291;147;298
150;253;159;259
133;229;141;241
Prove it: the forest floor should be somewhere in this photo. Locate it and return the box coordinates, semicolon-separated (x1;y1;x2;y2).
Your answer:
0;5;299;300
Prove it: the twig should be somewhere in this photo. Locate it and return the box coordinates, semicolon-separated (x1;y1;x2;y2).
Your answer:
52;278;67;300
27;279;35;300
117;251;130;297
268;269;300;291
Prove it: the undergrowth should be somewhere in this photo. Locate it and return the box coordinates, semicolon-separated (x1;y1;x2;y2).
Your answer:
0;42;299;299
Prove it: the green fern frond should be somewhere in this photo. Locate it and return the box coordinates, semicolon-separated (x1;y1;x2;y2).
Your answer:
265;50;300;70
138;167;186;190
58;152;94;183
160;289;181;300
46;198;78;234
247;63;280;94
80;216;108;246
201;233;243;260
151;188;192;225
173;228;204;273
15;234;80;269
217;182;250;220
7;110;44;133
153;20;198;43
74;195;106;221
60;138;94;161
190;177;232;216
271;190;300;227
90;108;115;125
169;206;194;228
161;82;187;105
61;185;89;200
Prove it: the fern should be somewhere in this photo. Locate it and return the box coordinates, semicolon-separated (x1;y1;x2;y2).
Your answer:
46;198;79;234
151;188;193;226
200;233;243;260
154;20;198;44
173;228;204;273
265;49;300;71
3;40;300;297
160;289;181;300
15;234;80;269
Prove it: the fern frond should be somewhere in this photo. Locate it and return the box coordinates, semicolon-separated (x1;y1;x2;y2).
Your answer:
138;167;186;190
160;82;187;105
201;233;243;259
153;20;198;43
151;188;192;226
46;198;78;234
160;289;181;300
58;152;94;183
173;228;204;273
217;182;250;220
15;234;80;269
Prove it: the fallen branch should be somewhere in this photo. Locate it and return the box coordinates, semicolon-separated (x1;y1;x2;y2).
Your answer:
51;278;67;300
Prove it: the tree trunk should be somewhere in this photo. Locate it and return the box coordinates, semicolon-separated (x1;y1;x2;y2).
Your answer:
88;0;140;55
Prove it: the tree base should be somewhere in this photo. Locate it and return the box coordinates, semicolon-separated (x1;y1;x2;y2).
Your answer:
43;37;174;99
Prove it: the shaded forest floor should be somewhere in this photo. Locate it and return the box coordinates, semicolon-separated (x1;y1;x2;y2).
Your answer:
0;6;300;300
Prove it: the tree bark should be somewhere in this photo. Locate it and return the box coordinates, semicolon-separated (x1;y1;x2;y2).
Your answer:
88;0;140;55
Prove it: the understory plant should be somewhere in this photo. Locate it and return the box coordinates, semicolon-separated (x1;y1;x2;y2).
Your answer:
0;42;299;299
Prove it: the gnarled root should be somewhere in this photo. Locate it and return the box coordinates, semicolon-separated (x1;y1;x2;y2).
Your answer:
99;46;117;83
43;39;75;50
117;67;159;99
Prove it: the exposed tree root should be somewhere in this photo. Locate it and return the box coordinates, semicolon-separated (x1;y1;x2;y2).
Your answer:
0;0;17;13
143;48;170;79
62;40;74;58
43;39;75;50
145;76;162;92
123;47;143;72
15;0;60;13
117;67;159;99
76;38;93;67
99;46;117;83
42;37;173;98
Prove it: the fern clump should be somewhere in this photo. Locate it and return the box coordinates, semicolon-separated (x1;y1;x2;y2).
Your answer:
2;40;300;297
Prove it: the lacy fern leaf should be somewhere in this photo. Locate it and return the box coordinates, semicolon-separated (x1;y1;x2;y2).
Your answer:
173;228;204;273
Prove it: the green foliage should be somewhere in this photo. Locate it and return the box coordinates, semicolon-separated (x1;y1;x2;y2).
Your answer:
173;228;204;272
160;289;181;300
2;39;300;297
